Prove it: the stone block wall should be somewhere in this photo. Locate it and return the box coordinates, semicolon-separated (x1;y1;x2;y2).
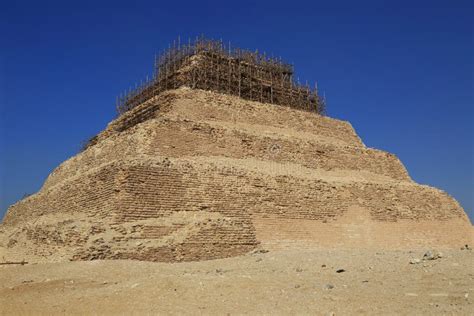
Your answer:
3;163;121;227
1;88;472;263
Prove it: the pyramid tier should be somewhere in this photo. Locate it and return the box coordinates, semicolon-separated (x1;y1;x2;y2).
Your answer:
42;88;409;190
3;156;471;262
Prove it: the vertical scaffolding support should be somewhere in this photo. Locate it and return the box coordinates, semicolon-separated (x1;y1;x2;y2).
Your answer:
116;37;325;117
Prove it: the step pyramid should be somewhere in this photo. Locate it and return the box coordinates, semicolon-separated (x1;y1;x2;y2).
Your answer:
1;88;472;262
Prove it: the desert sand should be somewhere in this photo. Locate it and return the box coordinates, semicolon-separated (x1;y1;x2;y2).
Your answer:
1;248;473;315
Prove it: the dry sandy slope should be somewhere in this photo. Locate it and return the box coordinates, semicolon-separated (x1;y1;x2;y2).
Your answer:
1;249;473;315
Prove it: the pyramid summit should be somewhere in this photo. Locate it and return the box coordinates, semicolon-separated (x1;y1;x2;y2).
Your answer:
114;37;325;117
0;39;472;263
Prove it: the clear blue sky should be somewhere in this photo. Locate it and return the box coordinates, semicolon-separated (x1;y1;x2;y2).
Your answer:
1;0;473;222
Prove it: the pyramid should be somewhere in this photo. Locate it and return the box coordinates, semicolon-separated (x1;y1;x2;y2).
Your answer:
1;40;472;262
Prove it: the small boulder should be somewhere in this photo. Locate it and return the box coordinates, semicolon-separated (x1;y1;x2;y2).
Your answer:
324;284;335;290
423;250;442;261
251;249;269;255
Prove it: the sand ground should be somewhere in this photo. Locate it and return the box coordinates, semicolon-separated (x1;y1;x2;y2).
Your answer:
0;248;473;315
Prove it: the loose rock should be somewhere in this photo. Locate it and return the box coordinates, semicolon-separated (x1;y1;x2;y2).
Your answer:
423;250;442;261
324;284;335;290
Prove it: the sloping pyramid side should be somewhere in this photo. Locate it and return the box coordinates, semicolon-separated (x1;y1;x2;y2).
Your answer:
1;88;472;262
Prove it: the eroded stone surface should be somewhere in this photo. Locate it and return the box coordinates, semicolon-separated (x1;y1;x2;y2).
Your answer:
0;88;472;262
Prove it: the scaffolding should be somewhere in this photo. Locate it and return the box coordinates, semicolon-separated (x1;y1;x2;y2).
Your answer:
116;36;326;116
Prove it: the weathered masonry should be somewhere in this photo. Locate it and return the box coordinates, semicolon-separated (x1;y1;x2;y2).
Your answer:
2;88;472;262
